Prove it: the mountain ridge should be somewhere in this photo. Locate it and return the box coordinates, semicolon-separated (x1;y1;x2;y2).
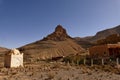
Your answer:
78;25;120;42
74;25;120;48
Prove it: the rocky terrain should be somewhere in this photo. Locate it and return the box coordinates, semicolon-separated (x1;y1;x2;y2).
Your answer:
42;25;72;41
0;47;9;54
0;25;120;80
0;47;9;63
19;25;84;60
75;25;120;48
91;25;120;42
74;37;94;49
0;61;120;80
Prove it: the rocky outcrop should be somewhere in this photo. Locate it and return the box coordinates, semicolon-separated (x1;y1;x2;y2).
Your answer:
42;25;72;41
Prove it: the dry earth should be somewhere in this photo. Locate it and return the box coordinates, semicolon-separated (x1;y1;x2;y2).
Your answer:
0;61;120;80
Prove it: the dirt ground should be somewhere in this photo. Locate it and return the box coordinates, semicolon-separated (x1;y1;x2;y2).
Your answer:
0;61;120;80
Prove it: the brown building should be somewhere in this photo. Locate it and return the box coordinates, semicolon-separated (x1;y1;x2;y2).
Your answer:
89;43;120;58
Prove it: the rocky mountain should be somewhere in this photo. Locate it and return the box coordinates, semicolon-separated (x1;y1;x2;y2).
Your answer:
42;25;72;41
74;25;120;48
89;25;120;42
19;25;84;61
75;25;120;43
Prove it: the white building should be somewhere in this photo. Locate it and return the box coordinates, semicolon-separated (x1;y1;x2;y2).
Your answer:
4;49;23;68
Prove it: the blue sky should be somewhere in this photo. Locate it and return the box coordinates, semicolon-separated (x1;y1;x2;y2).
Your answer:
0;0;120;48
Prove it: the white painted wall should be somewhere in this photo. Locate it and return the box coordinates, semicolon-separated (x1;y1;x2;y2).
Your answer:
10;53;23;67
4;49;23;68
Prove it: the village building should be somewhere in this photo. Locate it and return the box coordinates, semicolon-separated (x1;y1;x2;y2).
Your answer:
4;49;23;68
89;43;120;58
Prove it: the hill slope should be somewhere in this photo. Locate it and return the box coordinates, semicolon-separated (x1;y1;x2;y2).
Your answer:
90;25;120;42
0;47;9;54
74;25;120;48
19;25;84;60
0;47;9;62
76;25;120;42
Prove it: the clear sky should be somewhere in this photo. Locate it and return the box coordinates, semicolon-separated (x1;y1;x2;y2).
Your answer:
0;0;120;48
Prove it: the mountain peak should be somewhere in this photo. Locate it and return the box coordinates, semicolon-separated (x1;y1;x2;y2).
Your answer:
19;25;84;60
55;25;65;32
42;25;72;41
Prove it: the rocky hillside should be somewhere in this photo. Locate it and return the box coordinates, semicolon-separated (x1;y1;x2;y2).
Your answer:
0;47;9;62
75;25;120;48
89;25;120;42
42;25;72;41
19;25;84;60
74;37;94;49
0;47;9;54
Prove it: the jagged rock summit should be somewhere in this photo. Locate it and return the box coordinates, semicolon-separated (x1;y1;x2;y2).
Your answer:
19;25;84;60
42;25;72;41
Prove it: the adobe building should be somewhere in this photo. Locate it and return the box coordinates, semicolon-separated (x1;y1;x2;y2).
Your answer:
89;43;120;58
4;49;23;68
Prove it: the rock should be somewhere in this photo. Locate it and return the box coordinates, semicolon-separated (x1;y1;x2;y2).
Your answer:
42;25;72;41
